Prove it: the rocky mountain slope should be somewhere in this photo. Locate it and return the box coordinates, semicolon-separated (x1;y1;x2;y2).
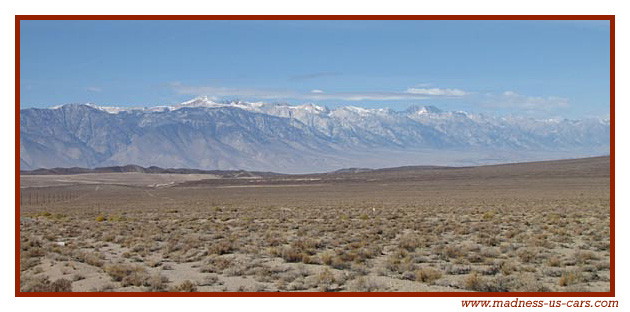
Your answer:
19;97;610;173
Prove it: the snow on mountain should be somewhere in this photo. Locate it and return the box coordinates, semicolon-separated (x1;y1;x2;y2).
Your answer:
19;98;610;173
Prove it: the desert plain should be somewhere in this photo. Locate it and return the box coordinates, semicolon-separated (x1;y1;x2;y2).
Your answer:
19;156;610;292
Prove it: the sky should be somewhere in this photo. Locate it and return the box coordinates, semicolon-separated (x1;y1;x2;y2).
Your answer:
19;20;610;119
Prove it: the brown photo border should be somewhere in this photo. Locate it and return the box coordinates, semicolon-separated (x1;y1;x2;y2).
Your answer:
15;15;615;298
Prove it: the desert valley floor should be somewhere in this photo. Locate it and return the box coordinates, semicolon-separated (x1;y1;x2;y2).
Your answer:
19;156;611;292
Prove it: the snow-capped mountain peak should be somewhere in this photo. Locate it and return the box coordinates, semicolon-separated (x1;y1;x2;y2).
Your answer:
22;98;609;173
406;105;443;115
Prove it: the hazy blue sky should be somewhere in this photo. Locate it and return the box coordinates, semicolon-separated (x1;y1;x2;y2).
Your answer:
20;20;610;118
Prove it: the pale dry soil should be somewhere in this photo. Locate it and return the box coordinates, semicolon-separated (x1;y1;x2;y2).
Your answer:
20;172;220;188
19;157;611;292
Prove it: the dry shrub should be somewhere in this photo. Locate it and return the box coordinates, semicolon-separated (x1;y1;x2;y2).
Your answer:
464;272;484;291
546;255;562;267
23;246;46;258
399;234;420;251
20;257;41;272
463;272;510;292
559;270;583;287
292;238;322;253
416;267;443;284
21;276;72;292
280;247;303;263
147;274;169;292
517;248;537;264
595;261;610;271
105;263;149;287
445;264;471;275
199;274;220;286
330;256;351;270
109;214;127;222
351;276;382;292
263;231;284;247
575;250;599;264
301;254;318;264
351;263;370;276
209;239;235;255
202;256;232;274
315;268;339;291
75;251;104;267
444;245;462;259
482;210;497;220
511;274;550;292
499;261;517;275
170;280;197;292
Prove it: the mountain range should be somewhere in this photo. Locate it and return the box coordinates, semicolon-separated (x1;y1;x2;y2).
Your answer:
19;97;610;173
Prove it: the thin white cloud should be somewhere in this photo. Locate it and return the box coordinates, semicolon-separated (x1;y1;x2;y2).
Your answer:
308;92;429;101
87;87;102;93
171;82;468;101
172;84;297;99
502;91;517;97
290;72;341;81
487;91;570;111
405;87;468;97
413;83;433;88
